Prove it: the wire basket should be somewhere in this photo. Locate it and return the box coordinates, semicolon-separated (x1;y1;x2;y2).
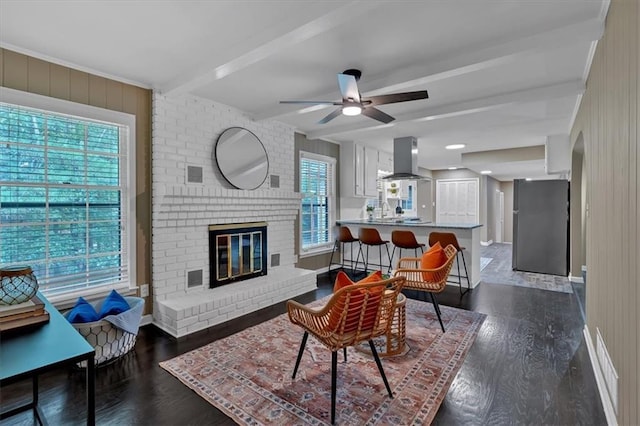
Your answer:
66;296;144;366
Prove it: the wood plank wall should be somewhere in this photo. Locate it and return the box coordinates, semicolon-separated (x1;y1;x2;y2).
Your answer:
570;0;639;423
0;49;153;314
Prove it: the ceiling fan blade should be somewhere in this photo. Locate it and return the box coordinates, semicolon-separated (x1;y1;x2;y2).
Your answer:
361;107;395;124
365;90;429;106
279;100;341;105
318;108;343;124
337;73;361;103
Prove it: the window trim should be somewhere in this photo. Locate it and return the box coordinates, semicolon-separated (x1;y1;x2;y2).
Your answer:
0;87;137;304
299;151;336;257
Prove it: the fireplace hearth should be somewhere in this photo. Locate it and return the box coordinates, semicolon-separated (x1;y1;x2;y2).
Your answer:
208;222;268;288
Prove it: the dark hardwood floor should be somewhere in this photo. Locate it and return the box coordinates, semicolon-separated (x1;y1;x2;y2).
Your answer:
1;263;606;425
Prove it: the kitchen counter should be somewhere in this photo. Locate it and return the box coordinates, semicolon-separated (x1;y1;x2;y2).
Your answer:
335;219;484;289
337;219;483;229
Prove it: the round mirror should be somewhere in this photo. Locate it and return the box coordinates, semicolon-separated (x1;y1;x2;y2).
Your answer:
214;127;269;190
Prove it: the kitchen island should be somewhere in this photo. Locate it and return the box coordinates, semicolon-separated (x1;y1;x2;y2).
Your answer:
336;219;483;289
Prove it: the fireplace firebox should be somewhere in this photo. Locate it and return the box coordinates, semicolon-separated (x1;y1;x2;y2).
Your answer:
208;222;267;288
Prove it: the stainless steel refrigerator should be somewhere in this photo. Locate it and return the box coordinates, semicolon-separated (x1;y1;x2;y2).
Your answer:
512;179;569;276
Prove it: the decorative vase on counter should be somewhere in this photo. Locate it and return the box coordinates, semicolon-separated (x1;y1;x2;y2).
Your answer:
0;266;39;305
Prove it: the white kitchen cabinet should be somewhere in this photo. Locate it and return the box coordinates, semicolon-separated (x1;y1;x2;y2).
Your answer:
364;146;378;197
340;141;379;198
378;150;393;173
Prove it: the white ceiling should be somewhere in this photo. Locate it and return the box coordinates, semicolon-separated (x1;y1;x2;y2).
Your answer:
0;0;608;181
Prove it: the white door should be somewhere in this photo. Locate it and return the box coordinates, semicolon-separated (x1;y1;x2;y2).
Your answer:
495;191;504;242
436;178;479;224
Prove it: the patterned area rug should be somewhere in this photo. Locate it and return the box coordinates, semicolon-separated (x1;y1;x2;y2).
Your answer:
160;297;486;425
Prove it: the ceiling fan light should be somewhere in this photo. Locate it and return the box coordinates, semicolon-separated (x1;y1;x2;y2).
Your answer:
342;105;362;116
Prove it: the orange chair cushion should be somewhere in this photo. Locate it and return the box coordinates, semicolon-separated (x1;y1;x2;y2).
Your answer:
332;270;382;292
328;271;384;333
420;242;447;281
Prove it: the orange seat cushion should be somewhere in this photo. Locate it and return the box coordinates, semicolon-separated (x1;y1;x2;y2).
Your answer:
328;271;384;333
420;242;447;281
332;270;382;292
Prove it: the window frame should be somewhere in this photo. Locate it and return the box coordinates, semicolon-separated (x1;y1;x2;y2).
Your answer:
0;87;137;304
298;151;336;257
400;180;418;217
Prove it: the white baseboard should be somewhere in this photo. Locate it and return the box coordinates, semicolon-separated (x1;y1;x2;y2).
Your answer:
140;314;153;327
569;274;585;283
480;240;493;246
583;325;618;425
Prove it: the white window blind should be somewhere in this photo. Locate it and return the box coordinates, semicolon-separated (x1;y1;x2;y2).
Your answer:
300;152;336;253
0;102;132;296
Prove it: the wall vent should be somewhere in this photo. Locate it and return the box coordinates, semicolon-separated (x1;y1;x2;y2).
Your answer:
187;165;203;184
186;269;204;289
596;328;618;414
271;253;280;267
270;174;280;188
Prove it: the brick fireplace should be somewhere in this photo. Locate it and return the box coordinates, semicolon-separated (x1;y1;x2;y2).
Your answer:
151;93;317;338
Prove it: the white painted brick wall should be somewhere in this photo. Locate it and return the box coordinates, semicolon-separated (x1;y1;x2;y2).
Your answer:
151;93;315;336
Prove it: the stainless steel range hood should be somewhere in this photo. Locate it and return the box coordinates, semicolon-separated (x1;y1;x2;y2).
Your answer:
381;136;428;180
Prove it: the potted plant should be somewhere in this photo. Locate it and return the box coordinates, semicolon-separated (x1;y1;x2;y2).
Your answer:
366;205;375;220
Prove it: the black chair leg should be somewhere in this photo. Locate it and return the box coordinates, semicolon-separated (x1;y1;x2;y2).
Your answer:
328;241;338;276
292;332;308;379
460;251;470;295
365;245;370;272
429;293;445;332
349;242;354;273
343;347;347;362
331;351;338;424
384;243;392;274
456;253;463;295
353;242;363;276
369;340;393;398
390;246;397;272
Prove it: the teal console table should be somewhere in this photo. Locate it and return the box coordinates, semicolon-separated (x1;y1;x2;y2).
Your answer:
0;292;95;425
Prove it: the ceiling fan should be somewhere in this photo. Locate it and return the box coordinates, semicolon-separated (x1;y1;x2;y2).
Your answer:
279;69;429;124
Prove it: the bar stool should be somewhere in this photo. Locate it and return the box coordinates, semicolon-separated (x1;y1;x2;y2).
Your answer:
390;230;425;272
358;227;392;274
428;232;470;295
328;226;362;275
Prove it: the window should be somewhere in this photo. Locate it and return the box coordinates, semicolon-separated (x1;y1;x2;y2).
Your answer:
401;181;415;212
299;152;336;255
0;88;136;298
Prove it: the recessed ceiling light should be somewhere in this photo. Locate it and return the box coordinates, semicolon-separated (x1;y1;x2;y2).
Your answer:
480;170;492;174
448;166;458;170
525;178;533;181
445;144;466;150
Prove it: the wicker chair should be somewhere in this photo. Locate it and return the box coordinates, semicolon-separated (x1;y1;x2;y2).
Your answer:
287;276;405;425
393;244;457;332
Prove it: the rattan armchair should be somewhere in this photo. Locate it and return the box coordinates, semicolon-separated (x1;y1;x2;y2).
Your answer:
287;276;405;425
393;244;457;332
